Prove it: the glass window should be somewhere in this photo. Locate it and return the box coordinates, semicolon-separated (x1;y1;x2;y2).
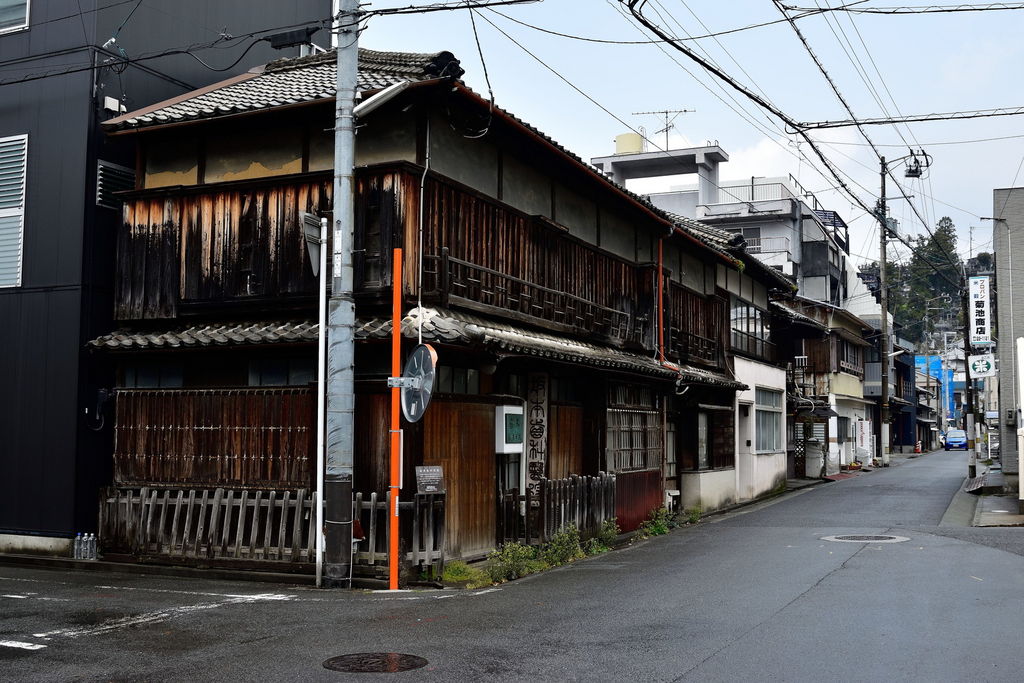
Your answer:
0;134;26;287
755;388;783;452
0;1;29;34
123;361;184;389
248;358;315;386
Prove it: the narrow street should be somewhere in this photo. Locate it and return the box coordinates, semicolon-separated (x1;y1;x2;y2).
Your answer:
3;451;1023;682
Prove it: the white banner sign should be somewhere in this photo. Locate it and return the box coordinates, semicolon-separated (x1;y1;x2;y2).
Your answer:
855;420;874;460
968;353;996;378
969;276;992;347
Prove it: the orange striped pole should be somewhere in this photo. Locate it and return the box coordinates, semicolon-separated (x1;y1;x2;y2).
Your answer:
389;248;402;590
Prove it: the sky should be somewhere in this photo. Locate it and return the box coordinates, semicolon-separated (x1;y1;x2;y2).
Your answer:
357;0;1024;268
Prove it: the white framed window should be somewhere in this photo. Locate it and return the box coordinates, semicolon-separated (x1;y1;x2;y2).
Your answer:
755;387;783;452
0;0;29;34
0;134;27;287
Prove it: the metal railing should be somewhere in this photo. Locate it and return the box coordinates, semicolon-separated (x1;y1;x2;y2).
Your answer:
730;329;777;362
744;236;791;255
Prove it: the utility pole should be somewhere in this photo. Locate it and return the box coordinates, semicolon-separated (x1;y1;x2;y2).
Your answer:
324;0;360;587
878;157;891;466
962;276;977;477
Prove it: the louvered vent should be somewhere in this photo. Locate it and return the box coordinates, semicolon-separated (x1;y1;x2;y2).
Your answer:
96;161;135;209
0;134;27;288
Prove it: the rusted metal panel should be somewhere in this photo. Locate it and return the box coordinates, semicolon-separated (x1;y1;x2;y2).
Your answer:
614;468;662;532
422;399;496;560
548;404;583;480
113;388;314;488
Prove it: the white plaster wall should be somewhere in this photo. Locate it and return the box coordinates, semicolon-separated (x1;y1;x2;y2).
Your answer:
734;357;788;501
0;533;72;557
680;469;736;513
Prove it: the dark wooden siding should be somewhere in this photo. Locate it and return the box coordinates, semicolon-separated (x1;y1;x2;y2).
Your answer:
422;399;496;559
548;404;584;480
668;282;725;368
116;178;331;320
354;393;390;496
113;388;314;488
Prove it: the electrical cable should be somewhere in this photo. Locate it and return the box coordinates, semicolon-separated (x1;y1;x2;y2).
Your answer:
603;1;879;211
772;1;962;279
781;2;1024;14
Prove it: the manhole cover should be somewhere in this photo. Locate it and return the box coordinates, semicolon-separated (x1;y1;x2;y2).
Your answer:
821;534;909;543
323;653;428;673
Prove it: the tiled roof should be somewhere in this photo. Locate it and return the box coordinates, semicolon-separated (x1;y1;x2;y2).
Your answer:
88;321;318;349
103;48;463;131
358;308;743;387
89;308;744;389
771;301;827;331
102;43;774;283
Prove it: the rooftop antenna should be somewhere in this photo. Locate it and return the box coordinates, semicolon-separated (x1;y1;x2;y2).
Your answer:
632;109;695;151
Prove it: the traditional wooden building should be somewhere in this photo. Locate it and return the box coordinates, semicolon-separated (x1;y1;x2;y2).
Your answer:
774;298;872;476
90;48;782;576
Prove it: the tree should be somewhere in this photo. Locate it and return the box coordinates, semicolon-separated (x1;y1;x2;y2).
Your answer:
891;217;962;345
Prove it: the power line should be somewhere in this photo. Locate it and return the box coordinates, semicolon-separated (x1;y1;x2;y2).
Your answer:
782;2;1024;13
618;1;875;220
0;18;340;87
603;0;879;208
797;105;1024;129
474;10;774;210
771;1;962;278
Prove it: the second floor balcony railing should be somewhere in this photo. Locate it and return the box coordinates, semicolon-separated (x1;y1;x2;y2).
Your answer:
730;329;777;362
422;249;636;346
744;236;791;256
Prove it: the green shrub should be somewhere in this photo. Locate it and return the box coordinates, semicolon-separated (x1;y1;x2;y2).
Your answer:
683;505;702;525
540;524;585;566
635;507;677;539
441;560;491;588
597;518;620;546
486;542;545;582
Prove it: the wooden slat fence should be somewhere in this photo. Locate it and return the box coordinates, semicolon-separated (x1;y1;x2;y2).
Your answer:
498;473;616;546
99;487;446;575
99;486;316;563
113;388;314;489
352;492;446;577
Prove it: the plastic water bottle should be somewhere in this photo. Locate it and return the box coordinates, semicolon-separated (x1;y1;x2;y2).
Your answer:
73;533;82;559
87;534;96;560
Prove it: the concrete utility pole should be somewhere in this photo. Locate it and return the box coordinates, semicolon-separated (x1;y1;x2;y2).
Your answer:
878;157;891;466
962;276;978;477
324;0;360;587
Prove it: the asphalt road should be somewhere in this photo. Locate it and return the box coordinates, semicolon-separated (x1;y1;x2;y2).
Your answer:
3;451;1023;682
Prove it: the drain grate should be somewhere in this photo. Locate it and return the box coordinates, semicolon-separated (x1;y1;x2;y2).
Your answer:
323;653;428;674
821;534;909;544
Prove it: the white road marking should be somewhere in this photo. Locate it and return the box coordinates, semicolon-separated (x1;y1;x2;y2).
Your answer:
31;593;293;641
971;576;984;582
0;640;46;650
2;594;29;598
470;588;500;596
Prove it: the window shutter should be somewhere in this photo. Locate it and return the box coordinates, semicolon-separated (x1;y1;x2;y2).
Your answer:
0;134;27;287
96;160;135;209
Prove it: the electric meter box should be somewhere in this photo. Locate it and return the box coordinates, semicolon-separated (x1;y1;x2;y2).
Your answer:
495;405;525;454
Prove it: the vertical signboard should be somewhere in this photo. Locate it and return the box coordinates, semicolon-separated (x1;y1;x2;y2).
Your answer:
969;276;991;347
525;373;548;505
